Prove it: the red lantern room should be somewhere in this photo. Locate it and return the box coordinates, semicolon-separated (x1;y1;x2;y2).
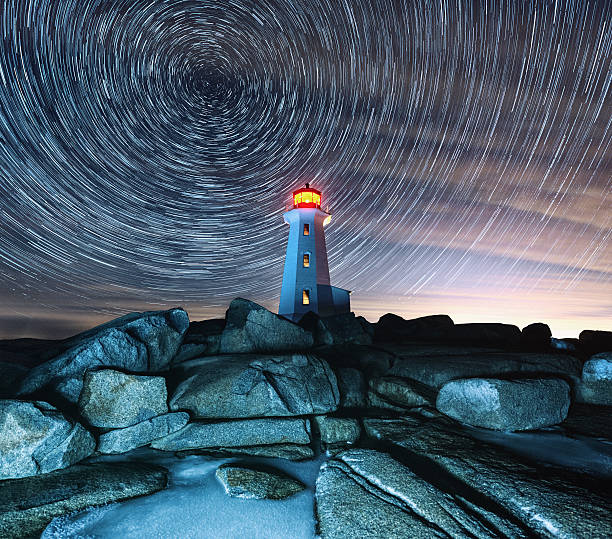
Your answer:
292;183;321;209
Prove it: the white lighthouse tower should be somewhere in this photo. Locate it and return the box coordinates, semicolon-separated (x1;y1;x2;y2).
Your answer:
279;184;350;321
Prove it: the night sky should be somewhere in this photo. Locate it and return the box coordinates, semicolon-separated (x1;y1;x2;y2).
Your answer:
0;0;610;340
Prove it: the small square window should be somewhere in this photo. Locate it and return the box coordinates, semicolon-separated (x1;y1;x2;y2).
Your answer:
302;289;310;305
303;254;310;267
303;224;309;236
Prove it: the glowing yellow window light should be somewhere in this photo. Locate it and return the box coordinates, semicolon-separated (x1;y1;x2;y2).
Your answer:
303;253;310;267
302;290;310;305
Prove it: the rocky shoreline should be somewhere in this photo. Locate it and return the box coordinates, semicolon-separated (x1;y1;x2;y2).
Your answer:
1;298;611;538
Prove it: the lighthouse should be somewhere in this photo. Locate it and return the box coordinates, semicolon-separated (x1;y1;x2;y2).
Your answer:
279;184;350;321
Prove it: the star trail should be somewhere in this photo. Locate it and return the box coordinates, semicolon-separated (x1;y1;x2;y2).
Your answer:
0;0;610;338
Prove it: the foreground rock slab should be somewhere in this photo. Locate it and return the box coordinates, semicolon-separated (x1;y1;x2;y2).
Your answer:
364;415;612;538
216;464;305;500
19;309;189;403
0;462;168;539
78;369;168;428
0;400;95;480
436;378;570;431
97;412;190;454
150;417;311;451
316;449;519;538
170;354;339;418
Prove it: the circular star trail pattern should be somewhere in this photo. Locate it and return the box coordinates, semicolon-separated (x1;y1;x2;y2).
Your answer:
0;0;610;321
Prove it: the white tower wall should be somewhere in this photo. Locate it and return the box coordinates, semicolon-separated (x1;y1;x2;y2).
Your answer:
279;207;331;321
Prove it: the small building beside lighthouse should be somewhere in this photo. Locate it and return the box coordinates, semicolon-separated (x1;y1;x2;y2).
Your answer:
279;184;350;322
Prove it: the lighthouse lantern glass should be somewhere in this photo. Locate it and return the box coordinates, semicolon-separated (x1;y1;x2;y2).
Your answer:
293;189;321;208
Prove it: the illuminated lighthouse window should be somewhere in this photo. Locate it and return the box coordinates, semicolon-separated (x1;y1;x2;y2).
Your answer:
302;290;310;305
303;253;310;267
303;224;309;235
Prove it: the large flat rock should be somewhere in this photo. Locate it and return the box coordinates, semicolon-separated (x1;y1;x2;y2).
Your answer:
18;309;189;403
150;417;311;451
378;344;581;390
364;415;611;538
436;378;570;431
170;354;339;418
0;462;168;539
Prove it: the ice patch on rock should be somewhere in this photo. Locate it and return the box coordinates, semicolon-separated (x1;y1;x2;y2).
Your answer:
42;448;325;539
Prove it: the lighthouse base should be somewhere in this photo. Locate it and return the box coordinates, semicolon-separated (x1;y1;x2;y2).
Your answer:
280;284;351;322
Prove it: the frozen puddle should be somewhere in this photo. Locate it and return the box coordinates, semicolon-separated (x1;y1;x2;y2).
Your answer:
43;450;326;539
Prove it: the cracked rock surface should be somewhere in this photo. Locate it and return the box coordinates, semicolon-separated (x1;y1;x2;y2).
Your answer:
316;449;520;538
0;400;95;480
363;414;612;538
170;353;339;418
